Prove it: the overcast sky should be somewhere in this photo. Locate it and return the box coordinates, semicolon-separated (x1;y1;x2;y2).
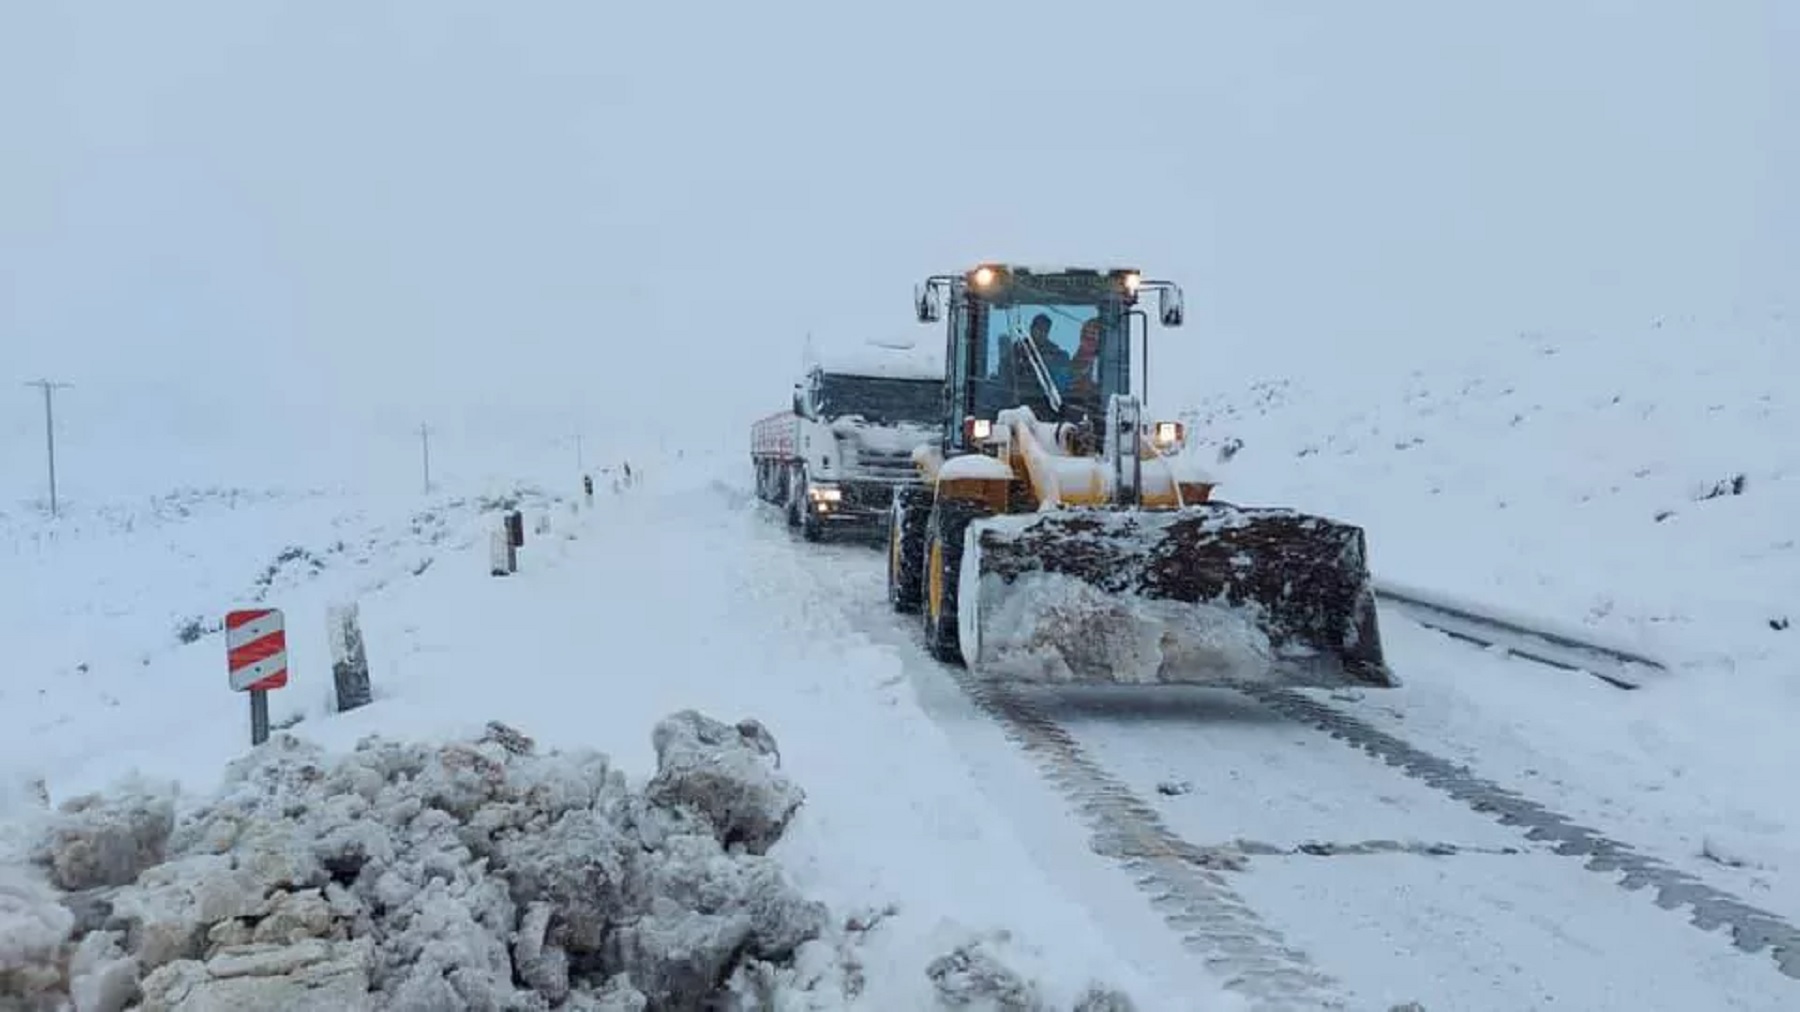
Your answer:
1;1;1792;488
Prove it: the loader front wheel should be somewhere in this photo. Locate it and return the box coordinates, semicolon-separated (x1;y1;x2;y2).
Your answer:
887;485;932;614
921;497;988;665
922;531;958;662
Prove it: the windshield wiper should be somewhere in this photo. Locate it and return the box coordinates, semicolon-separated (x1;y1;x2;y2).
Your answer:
1011;331;1064;417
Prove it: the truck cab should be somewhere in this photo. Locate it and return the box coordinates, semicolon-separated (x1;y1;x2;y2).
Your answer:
785;346;941;539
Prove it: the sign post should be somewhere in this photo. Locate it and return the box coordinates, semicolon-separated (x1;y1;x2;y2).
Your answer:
226;608;289;746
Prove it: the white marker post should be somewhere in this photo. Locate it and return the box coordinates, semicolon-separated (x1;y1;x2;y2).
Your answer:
226;608;289;745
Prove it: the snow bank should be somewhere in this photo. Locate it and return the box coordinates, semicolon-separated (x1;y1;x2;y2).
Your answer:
2;712;829;1009
2;710;1141;1011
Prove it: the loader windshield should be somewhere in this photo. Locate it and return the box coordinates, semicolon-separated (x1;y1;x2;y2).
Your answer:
816;374;940;426
968;297;1128;423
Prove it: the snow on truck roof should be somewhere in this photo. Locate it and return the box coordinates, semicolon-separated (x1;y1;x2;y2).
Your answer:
812;341;942;381
993;264;1138;275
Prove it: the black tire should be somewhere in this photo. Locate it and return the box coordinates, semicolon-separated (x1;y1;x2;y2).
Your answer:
887;485;933;613
921;496;989;664
785;466;803;528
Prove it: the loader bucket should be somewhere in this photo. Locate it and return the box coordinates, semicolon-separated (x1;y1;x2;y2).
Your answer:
957;504;1395;688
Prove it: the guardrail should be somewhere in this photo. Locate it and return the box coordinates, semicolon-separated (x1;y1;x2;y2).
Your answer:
1373;577;1670;688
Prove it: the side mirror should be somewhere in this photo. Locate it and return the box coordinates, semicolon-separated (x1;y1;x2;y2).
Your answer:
1159;286;1185;327
914;283;941;323
792;385;805;416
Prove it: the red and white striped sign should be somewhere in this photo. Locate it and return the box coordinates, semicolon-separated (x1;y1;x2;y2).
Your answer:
226;608;289;691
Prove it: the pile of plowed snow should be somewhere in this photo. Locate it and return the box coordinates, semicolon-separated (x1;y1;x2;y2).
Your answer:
1;710;1135;1011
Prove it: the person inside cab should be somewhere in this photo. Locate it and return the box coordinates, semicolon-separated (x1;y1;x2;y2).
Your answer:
1066;316;1103;408
1000;312;1075;409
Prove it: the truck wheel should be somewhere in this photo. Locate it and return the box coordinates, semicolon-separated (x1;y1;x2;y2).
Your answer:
785;467;803;528
887;486;932;613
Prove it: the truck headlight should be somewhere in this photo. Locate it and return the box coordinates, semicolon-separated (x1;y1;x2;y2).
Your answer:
807;485;842;502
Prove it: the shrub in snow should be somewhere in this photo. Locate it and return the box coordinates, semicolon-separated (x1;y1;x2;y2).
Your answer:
6;710;840;1010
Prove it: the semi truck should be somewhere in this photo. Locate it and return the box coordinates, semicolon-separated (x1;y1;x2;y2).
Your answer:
751;341;941;541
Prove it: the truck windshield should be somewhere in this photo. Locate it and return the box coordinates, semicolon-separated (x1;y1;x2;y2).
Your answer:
816;375;940;425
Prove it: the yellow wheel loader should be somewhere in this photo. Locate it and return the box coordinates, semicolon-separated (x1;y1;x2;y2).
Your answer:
886;264;1394;688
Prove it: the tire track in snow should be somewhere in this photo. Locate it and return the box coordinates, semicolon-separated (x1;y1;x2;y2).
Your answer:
1244;686;1800;983
948;672;1347;1010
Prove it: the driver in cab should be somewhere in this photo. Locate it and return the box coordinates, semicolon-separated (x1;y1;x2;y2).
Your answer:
1005;313;1074;391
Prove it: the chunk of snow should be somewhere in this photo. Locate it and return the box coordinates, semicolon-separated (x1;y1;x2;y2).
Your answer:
34;778;177;891
962;568;1276;684
0;864;76;1002
645;709;804;855
940;454;1015;482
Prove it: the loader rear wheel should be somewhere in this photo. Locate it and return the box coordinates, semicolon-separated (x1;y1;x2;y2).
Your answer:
921;497;988;664
887;485;932;614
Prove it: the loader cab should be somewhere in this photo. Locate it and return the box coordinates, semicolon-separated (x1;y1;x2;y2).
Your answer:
913;264;1184;455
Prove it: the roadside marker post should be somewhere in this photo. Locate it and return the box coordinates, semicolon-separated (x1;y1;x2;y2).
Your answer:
226;608;288;746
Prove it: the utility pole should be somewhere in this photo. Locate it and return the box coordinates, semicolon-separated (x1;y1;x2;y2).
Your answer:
23;379;71;518
574;432;584;473
419;423;432;494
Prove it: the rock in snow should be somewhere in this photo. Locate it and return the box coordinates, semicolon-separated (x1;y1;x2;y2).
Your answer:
0;711;1135;1010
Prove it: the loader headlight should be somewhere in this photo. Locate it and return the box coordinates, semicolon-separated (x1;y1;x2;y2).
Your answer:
1152;421;1184;447
972;266;997;288
807;485;842;502
1123;271;1142;294
963;417;994;443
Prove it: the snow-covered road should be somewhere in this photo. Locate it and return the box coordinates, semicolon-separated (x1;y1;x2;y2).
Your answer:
1052;683;1790;1009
